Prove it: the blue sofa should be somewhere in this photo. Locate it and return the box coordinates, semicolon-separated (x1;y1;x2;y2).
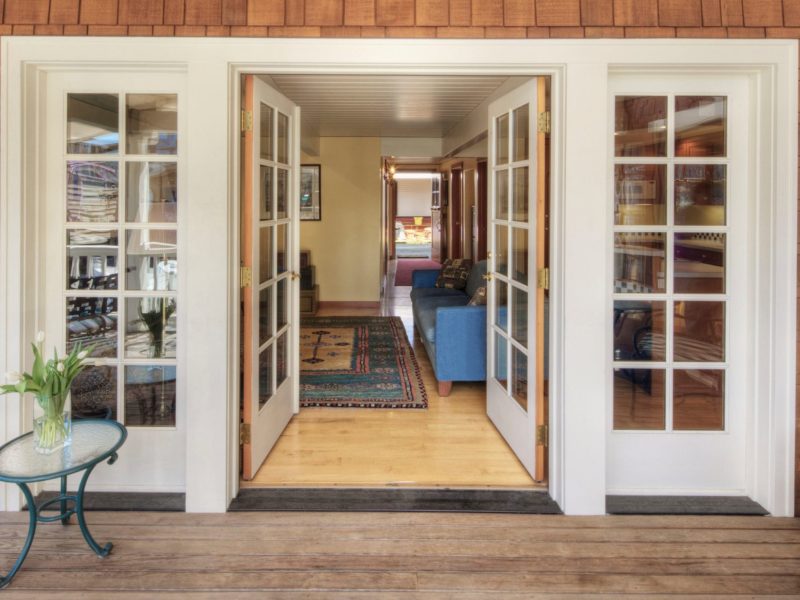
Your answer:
410;260;488;396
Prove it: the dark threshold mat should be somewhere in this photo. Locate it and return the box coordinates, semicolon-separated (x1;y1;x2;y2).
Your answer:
606;495;768;515
229;487;561;514
34;491;185;512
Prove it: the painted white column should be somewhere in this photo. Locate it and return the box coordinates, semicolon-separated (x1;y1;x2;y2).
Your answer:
559;63;609;515
184;59;233;512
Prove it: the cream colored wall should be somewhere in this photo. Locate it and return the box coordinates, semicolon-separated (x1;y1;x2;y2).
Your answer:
301;137;382;302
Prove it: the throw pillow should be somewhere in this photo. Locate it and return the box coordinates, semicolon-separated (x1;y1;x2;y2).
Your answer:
435;259;472;290
468;285;487;306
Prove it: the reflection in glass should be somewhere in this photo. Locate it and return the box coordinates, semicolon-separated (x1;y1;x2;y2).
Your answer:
126;162;177;223
614;233;666;293
614;164;666;225
674;233;725;294
496;113;509;165
260;103;274;161
512;287;528;348
495;224;508;276
258;345;273;409
494;332;507;390
124;365;176;427
277;169;288;219
674;164;726;226
259;285;273;345
511;227;528;284
675;96;726;157
277;112;289;164
259;226;273;283
513;105;529;162
67;94;119;154
67;296;117;358
277;278;287;330
67;161;119;223
260;166;273;220
673;369;724;430
511;347;528;411
495;170;509;220
277;224;287;274
276;332;288;388
614;96;667;157
495;280;508;333
613;368;665;430
126;94;177;155
71;365;117;420
67;229;118;290
613;300;666;361
513;167;528;222
674;301;724;362
125;229;177;291
125;297;177;359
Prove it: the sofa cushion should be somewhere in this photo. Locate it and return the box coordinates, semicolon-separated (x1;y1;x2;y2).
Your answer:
435;259;472;290
413;295;470;343
465;260;488;298
410;287;466;302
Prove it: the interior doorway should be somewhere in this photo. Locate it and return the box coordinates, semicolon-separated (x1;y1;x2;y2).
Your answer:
237;73;551;491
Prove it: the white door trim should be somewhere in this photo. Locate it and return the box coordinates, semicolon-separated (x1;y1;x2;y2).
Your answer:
1;37;795;515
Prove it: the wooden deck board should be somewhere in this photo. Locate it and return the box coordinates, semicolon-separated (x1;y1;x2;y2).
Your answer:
0;512;797;596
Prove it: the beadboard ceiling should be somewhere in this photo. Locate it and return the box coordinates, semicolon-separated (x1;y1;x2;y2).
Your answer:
261;74;515;138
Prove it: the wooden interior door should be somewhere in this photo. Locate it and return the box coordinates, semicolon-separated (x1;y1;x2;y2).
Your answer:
241;75;300;480
449;166;463;259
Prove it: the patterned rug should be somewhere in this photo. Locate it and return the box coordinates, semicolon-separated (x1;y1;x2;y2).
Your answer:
300;316;428;409
394;258;441;286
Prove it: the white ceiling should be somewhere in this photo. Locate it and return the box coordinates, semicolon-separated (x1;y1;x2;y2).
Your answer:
262;74;515;138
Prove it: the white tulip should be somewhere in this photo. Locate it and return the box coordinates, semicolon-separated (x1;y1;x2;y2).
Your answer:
35;331;45;343
77;350;88;360
5;371;22;385
56;362;64;373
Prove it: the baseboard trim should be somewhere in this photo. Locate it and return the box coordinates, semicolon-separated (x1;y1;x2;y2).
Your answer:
229;487;561;514
317;301;381;309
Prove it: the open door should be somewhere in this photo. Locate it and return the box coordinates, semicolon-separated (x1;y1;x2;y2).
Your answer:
241;75;300;480
486;78;546;481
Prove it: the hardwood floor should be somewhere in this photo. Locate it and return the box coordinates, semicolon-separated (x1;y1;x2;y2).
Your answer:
245;262;537;489
0;511;798;596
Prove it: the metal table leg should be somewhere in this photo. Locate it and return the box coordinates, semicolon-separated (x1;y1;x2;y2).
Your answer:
74;455;115;557
0;484;38;589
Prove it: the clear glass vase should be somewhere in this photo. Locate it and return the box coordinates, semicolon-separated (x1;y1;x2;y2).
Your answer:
33;392;72;455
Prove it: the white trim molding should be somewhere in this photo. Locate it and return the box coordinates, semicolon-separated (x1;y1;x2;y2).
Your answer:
0;37;796;515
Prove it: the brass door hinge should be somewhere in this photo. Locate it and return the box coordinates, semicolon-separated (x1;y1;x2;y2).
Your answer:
537;267;549;290
536;424;549;447
241;110;253;132
240;423;251;445
240;266;252;288
537;111;551;134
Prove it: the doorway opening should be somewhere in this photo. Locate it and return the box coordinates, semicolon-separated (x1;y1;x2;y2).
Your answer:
237;73;552;493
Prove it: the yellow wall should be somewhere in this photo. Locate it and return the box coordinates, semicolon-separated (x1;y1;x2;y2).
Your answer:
301;137;382;302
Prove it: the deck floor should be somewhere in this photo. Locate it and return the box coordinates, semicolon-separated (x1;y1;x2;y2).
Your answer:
0;511;798;597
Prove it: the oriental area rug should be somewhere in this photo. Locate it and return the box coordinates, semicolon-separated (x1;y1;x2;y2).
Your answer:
299;316;428;409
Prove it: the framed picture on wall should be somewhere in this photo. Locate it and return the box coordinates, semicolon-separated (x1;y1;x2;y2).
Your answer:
300;164;321;221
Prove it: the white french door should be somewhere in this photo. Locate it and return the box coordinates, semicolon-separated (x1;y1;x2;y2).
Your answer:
240;75;300;480
486;79;542;481
607;74;751;494
44;71;187;491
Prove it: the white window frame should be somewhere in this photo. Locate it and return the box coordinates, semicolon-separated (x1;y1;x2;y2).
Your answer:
0;38;795;515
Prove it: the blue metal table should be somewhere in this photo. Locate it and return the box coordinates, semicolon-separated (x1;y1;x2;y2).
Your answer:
0;419;127;588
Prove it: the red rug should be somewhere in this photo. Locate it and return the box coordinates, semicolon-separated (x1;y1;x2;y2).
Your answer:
394;259;441;287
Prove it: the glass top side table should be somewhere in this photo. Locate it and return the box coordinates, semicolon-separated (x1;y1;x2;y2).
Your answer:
0;419;127;588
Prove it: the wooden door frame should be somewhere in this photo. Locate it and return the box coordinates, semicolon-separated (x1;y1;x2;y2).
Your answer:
449;164;463;260
476;160;488;261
